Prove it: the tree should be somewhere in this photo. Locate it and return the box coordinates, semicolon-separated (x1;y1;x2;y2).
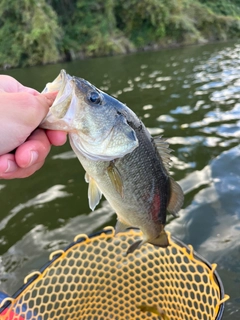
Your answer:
0;0;61;68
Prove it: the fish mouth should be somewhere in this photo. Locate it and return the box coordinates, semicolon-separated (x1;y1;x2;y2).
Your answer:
41;70;98;132
40;70;75;130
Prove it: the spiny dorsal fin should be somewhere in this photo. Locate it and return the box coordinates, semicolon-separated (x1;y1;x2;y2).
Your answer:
107;162;124;198
85;173;102;211
167;177;184;217
153;136;173;171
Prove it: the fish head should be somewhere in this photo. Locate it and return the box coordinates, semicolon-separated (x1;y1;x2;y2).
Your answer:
41;70;139;161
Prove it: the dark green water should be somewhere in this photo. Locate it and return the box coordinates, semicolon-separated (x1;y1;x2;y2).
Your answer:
1;41;240;319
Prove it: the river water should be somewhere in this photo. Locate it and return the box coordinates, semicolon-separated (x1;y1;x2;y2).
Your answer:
0;41;240;319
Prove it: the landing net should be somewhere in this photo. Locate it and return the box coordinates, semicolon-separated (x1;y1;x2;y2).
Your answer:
0;228;229;320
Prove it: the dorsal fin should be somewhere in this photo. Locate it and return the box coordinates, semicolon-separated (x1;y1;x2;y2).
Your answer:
153;136;173;170
153;136;184;216
167;177;184;217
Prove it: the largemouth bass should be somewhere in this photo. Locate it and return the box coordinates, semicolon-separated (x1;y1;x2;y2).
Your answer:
41;70;184;254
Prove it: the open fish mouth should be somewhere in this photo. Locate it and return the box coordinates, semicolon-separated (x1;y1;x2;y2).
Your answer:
41;70;76;131
42;70;74;119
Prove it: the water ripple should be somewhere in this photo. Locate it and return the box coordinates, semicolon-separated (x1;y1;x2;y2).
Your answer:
0;185;71;232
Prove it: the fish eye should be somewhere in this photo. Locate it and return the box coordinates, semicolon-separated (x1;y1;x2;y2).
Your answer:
89;91;101;104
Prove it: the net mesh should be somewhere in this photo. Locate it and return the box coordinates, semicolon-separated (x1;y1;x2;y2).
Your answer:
0;228;228;320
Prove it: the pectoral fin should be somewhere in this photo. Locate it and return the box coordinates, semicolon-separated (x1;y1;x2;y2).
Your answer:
107;162;124;198
85;174;102;211
167;177;184;217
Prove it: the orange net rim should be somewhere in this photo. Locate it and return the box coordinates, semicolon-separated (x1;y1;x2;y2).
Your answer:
0;227;227;319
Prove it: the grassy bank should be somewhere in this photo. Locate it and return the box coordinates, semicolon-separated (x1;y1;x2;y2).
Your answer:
0;0;240;69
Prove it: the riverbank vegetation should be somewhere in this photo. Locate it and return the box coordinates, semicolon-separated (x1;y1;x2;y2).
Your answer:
0;0;239;69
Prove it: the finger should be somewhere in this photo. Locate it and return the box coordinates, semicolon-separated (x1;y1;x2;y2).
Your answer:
30;92;58;122
0;75;39;95
0;92;58;129
15;129;51;168
41;91;58;105
0;157;45;179
0;75;21;92
0;129;50;179
19;85;40;95
0;154;19;177
46;130;67;146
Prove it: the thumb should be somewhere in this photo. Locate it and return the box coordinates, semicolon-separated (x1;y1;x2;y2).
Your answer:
22;91;58;128
41;91;58;107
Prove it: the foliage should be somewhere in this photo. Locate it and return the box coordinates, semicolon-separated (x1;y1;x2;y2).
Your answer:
0;0;61;69
114;0;240;48
0;0;240;68
49;0;134;59
114;0;171;47
199;0;240;17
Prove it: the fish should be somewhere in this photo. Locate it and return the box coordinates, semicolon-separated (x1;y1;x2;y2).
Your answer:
40;69;184;254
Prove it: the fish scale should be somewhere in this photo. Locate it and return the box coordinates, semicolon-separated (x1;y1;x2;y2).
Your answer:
112;129;170;223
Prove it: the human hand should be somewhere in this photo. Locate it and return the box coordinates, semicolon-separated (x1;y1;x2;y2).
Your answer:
0;75;67;179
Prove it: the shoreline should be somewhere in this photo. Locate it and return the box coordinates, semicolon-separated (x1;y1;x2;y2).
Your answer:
1;38;239;72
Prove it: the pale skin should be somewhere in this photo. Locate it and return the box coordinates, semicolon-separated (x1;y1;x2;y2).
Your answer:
0;75;67;179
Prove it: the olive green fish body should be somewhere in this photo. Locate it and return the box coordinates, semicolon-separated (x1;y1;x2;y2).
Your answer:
41;70;184;253
70;124;170;239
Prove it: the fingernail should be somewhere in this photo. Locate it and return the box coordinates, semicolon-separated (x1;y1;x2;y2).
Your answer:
29;151;39;166
5;160;18;173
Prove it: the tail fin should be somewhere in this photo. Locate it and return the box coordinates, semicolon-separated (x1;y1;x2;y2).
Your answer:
127;230;169;255
149;230;169;248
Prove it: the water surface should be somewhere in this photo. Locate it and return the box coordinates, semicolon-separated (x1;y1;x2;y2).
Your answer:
1;41;240;319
